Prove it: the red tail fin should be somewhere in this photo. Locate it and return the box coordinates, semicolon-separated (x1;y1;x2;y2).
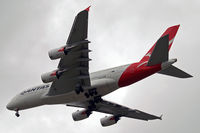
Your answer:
140;25;180;63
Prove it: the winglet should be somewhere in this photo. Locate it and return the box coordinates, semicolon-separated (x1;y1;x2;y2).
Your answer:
85;6;91;12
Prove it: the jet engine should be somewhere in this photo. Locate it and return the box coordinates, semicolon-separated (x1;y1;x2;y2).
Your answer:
41;69;66;83
72;109;92;121
48;46;72;60
48;40;90;60
100;115;120;127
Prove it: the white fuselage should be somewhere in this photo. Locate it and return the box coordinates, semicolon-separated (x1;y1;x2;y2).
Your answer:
6;58;179;112
6;64;129;111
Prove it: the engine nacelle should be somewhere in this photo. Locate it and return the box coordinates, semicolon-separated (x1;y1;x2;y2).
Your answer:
100;115;120;127
48;46;71;60
48;40;91;60
72;109;92;121
41;69;66;83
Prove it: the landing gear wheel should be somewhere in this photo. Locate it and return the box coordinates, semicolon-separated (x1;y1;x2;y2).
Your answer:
88;88;97;96
84;93;90;98
94;96;102;103
75;85;84;94
15;111;20;117
94;90;98;95
80;87;84;92
75;88;80;94
89;91;94;96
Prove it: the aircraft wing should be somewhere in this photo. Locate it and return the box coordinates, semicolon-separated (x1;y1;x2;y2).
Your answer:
67;99;162;121
48;7;91;96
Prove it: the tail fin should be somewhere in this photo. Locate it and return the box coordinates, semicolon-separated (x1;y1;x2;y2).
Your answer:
140;25;180;63
139;25;192;78
147;35;169;66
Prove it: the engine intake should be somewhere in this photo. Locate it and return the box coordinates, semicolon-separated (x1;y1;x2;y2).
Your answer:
72;109;92;121
41;69;66;83
100;115;120;127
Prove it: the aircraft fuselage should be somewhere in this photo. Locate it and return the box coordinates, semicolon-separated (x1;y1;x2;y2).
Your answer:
7;61;162;111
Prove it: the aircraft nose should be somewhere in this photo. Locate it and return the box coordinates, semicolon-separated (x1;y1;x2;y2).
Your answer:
6;96;19;111
6;101;14;110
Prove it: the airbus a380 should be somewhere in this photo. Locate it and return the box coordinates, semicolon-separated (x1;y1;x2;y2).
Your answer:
7;6;192;127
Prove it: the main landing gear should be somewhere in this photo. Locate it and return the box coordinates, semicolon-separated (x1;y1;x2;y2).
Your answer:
15;109;20;117
75;85;84;94
75;85;98;99
74;86;103;109
84;88;98;98
88;96;103;110
93;95;102;103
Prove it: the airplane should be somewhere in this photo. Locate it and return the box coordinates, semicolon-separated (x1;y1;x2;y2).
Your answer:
6;6;192;127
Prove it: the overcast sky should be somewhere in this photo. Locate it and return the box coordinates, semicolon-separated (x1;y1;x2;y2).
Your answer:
0;0;199;132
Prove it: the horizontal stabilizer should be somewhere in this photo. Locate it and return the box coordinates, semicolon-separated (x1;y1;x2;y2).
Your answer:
147;35;169;66
158;65;192;78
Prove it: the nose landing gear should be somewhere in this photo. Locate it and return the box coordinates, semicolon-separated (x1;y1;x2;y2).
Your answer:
15;109;20;117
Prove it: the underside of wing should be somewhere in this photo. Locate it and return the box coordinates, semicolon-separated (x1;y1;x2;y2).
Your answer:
42;7;92;96
67;99;162;121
